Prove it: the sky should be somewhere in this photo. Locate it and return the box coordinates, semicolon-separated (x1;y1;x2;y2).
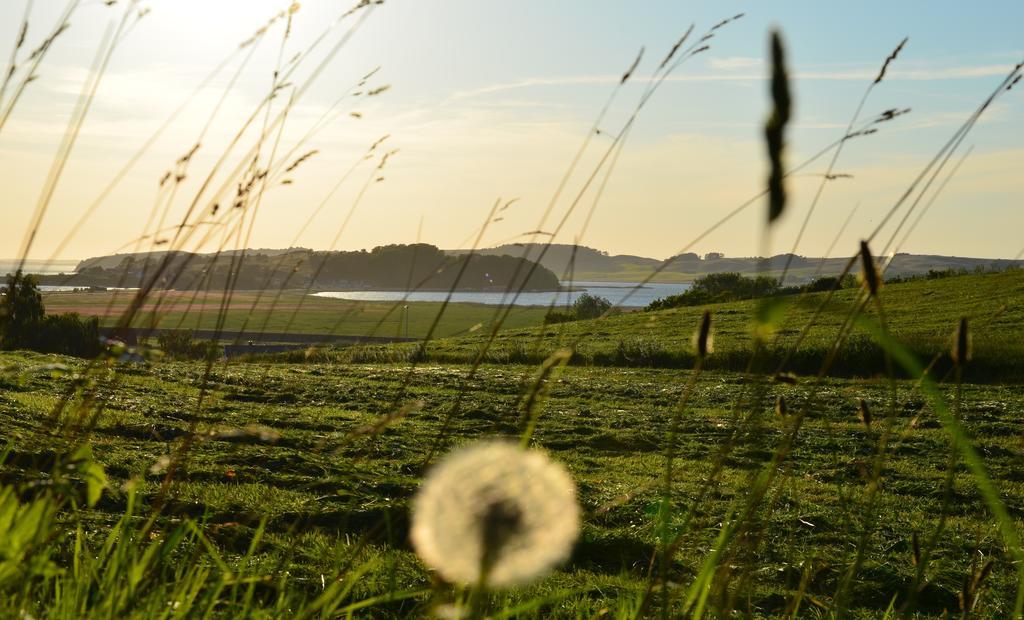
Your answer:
0;0;1021;263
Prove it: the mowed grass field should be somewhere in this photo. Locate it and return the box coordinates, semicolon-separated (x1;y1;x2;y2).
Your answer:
2;350;1023;616
4;270;1023;616
41;289;551;339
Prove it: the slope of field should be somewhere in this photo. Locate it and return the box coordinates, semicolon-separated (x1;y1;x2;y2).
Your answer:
2;351;1022;616
357;270;1024;381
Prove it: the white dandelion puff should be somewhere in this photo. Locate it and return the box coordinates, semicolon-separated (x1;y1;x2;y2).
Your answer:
410;441;580;587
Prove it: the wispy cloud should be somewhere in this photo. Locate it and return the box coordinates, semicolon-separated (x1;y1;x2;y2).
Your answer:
709;56;762;71
449;63;1018;101
801;64;1016;81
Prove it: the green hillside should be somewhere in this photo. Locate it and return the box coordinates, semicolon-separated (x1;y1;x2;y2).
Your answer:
326;269;1024;381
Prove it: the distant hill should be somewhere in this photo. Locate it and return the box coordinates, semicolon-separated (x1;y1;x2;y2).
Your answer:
447;244;1024;283
36;244;562;292
74;248;310;272
31;244;1023;288
447;244;659;276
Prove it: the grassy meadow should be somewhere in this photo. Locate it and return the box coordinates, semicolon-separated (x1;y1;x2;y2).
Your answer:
3;340;1024;617
288;270;1024;382
41;289;551;339
3;270;1024;616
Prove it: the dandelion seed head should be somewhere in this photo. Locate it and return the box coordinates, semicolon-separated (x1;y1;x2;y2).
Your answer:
411;441;579;587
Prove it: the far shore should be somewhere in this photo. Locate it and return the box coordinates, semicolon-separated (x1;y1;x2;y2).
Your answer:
31;277;660;294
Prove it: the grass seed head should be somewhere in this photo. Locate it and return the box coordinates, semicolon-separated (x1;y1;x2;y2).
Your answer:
693;310;713;358
858;398;872;429
764;29;792;224
859;240;881;296
658;25;693;70
621;47;644;84
952;317;972;364
775;395;788;417
874;37;908;85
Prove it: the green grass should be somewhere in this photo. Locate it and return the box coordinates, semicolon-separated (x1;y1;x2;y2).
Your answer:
2;343;1024;616
4;270;1023;617
41;289;550;339
337;270;1024;382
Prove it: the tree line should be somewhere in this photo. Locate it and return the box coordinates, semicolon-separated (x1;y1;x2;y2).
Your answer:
1;272;100;357
645;272;859;311
35;244;563;292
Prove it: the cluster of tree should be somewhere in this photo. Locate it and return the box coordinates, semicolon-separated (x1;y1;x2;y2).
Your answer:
545;293;614;323
646;272;858;311
1;272;100;357
37;244;563;292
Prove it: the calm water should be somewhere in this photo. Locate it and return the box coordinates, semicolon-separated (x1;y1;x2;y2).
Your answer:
0;260;139;292
313;281;691;308
36;285;140;292
2;259;83;291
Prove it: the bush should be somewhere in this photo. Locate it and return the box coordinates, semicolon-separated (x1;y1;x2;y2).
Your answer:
156;330;218;360
30;313;101;357
544;310;575;324
647;273;781;311
646;272;863;311
0;271;45;350
572;293;612;319
544;294;613;323
803;273;857;293
1;272;100;357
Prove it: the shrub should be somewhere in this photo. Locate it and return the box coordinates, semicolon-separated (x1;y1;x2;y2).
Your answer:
572;293;612;320
544;310;575;324
804;273;857;293
0;270;45;350
1;273;100;357
156;330;218;360
647;272;781;311
31;313;101;358
544;294;613;323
